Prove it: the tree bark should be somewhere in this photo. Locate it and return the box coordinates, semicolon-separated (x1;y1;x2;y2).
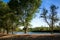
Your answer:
0;28;1;33
12;27;14;34
7;30;9;34
3;29;5;34
24;26;28;34
6;28;9;34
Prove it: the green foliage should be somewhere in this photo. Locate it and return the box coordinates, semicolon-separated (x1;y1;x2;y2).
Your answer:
29;26;60;32
0;0;41;34
0;1;19;34
0;1;9;28
8;0;41;33
29;27;49;32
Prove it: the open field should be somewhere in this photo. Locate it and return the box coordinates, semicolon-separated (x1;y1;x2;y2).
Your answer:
0;34;60;40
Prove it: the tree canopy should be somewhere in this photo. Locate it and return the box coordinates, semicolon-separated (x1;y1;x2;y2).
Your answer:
0;0;41;34
8;0;41;33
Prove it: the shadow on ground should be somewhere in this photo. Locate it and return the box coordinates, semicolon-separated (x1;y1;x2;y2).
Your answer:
0;35;60;40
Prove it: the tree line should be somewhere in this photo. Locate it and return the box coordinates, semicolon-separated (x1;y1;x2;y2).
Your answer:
0;0;41;34
28;26;60;32
0;0;60;34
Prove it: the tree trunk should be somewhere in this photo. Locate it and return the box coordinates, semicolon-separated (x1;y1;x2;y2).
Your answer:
12;27;14;34
3;29;5;34
51;26;53;34
6;28;9;34
0;28;1;33
24;26;28;34
24;28;27;34
7;30;9;34
51;11;54;34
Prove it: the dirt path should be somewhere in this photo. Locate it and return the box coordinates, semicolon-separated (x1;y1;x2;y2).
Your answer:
0;34;60;40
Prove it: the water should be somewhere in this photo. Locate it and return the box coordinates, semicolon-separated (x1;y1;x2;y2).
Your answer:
12;32;60;35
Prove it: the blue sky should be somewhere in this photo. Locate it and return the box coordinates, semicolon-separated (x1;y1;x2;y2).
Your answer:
31;0;60;27
2;0;9;3
2;0;60;28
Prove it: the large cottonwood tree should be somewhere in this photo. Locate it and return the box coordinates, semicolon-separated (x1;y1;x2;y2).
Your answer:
8;0;41;33
0;1;18;34
0;1;10;33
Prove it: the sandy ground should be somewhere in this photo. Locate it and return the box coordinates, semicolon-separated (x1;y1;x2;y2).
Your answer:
0;34;60;40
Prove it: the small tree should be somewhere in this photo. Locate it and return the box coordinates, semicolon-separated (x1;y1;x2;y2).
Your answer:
0;1;10;34
40;5;59;34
